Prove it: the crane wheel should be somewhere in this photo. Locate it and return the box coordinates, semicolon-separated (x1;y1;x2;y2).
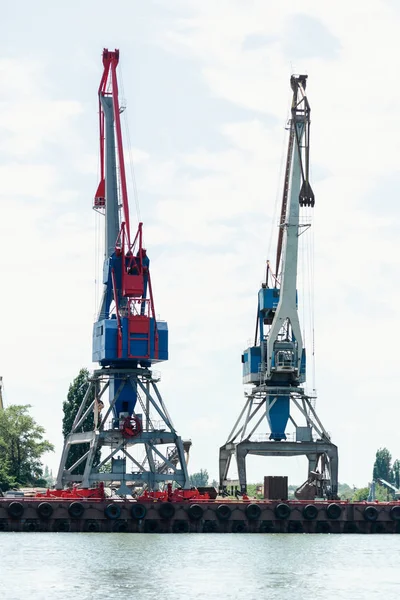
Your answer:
390;506;400;521
159;502;175;520
326;503;342;520
246;503;261;521
172;519;189;533
363;506;379;522
86;520;100;532
216;504;231;520
105;503;121;520
131;503;147;520
232;520;247;533
7;501;24;519
54;519;70;532
68;501;85;519
37;502;53;520
274;503;291;520
303;504;318;520
188;504;204;521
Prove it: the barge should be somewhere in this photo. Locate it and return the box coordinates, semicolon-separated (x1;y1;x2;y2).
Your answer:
1;498;400;534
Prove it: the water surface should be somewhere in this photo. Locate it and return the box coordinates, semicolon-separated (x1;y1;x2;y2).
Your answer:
1;533;399;599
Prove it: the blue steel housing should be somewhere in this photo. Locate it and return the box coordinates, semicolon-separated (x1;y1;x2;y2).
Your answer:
242;283;306;440
92;318;168;367
93;239;168;369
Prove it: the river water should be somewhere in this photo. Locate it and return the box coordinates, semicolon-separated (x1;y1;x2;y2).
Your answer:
1;533;399;599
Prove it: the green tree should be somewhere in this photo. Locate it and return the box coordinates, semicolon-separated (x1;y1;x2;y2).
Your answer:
352;487;369;501
373;447;393;483
338;482;354;500
62;368;100;475
0;459;16;491
246;483;263;499
0;405;54;490
43;465;55;487
392;459;400;489
375;482;394;501
189;469;209;487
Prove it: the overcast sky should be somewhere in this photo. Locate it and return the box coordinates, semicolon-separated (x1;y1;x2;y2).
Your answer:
1;0;399;489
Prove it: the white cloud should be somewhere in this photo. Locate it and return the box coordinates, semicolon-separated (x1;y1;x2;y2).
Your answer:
1;1;400;490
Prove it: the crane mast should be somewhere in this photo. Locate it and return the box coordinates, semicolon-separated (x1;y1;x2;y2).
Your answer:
220;75;338;500
57;49;190;493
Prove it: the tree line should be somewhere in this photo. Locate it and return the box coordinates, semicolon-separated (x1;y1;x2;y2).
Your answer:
0;405;53;491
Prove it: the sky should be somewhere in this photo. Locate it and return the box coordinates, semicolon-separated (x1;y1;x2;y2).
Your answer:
1;0;399;489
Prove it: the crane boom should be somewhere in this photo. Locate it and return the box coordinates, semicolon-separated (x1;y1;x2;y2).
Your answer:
221;74;338;499
92;49;168;420
242;75;314;440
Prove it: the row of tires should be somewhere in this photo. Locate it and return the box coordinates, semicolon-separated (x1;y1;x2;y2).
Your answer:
1;518;398;534
4;501;400;523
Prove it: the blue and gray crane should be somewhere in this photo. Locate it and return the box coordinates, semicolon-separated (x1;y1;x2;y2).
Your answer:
219;75;338;500
56;49;190;494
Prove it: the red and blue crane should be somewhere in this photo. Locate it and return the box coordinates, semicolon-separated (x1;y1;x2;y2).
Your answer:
56;49;189;494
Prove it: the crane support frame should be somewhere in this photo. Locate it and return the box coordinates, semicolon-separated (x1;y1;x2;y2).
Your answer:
56;368;190;492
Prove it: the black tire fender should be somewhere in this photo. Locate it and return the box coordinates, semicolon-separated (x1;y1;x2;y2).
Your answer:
159;502;175;520
105;503;121;520
216;504;231;521
303;504;318;520
68;501;85;519
326;503;342;520
188;503;204;521
131;503;147;520
37;501;53;520
246;503;261;521
7;501;24;519
390;506;400;521
274;502;291;520
363;506;379;522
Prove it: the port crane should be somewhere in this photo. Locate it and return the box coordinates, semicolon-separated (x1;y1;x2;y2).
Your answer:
219;75;338;500
56;49;190;494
